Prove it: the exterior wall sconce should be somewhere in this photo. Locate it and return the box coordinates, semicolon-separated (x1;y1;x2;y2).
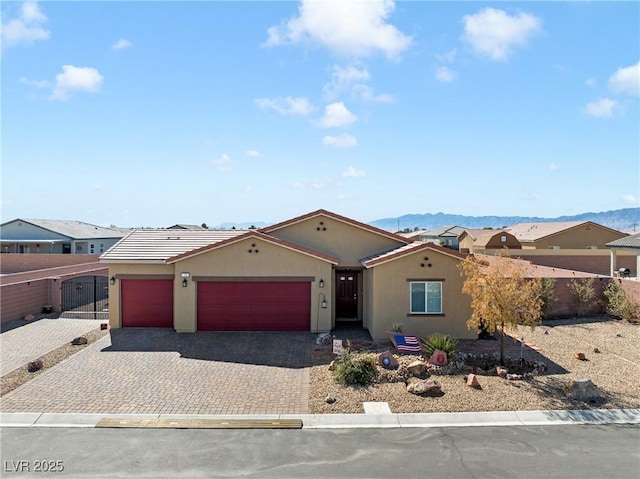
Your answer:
181;272;190;287
320;294;328;309
319;279;324;288
110;276;116;285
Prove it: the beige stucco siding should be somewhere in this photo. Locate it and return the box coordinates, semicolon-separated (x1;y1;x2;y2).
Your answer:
107;263;175;329
366;251;474;341
173;237;334;332
528;225;626;249
268;215;405;267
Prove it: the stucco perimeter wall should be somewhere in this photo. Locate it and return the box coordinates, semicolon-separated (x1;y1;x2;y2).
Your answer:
268;216;404;267
174;236;334;333
1;254;102;273
107;263;175;329
495;249;638;276
367;251;475;341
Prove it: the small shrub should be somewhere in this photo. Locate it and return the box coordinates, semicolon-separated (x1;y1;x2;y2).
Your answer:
539;278;558;319
332;349;378;386
390;322;404;333
422;333;458;359
603;280;640;323
568;278;596;317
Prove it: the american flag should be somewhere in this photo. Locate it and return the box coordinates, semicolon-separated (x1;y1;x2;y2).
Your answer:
393;334;422;353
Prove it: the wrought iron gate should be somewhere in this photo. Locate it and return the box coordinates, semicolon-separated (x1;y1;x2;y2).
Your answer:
61;276;109;318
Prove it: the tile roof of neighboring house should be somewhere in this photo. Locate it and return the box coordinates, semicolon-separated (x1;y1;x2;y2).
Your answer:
362;241;467;268
422;226;466;238
260;209;412;244
606;232;640;249
459;228;499;240
399;230;427;239
100;229;247;262
166;231;340;264
1;218;124;240
167;224;207;230
506;221;623;242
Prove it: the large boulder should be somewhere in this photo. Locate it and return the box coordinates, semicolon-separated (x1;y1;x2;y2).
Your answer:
407;379;441;396
565;379;602;402
407;360;428;376
428;349;448;366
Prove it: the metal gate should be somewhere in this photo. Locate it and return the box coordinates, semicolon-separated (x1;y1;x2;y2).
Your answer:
61;276;109;318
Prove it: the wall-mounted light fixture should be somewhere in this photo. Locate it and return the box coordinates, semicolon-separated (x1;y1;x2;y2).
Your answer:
181;272;190;287
320;294;328;309
319;278;324;288
110;276;116;285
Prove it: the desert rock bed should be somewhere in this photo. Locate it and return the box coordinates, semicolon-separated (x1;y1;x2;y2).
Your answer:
309;317;640;414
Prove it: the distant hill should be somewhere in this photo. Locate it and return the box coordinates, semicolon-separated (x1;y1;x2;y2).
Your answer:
369;208;640;233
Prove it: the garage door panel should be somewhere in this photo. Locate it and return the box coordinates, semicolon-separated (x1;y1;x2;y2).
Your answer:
197;281;310;331
121;279;173;328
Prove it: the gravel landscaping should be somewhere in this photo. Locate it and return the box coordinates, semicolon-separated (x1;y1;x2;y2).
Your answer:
310;317;640;414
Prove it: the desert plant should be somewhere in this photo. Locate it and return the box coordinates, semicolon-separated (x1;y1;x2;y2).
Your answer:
539;278;558;319
603;280;640;323
568;278;596;317
390;322;404;333
332;348;378;386
422;333;458;360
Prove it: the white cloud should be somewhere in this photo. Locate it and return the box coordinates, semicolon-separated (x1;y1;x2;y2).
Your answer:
51;65;104;101
548;162;559;171
19;76;49;88
342;166;366;178
245;149;262;158
436;66;457;83
461;8;542;61
585;77;597;88
622;194;639;205
322;133;358;148
93;184;103;191
608;61;640;96
112;38;132;50
293;182;305;189
323;64;370;98
436;49;457;63
211;153;233;172
584;98;617;118
255;96;314;116
264;0;412;59
1;0;50;48
351;84;394;103
317;102;357;128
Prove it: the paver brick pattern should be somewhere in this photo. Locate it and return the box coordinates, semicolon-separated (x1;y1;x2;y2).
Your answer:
0;329;312;415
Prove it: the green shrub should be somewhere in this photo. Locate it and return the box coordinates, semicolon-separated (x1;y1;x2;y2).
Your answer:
421;333;458;359
603;280;640;323
539;278;558;319
390;322;404;333
568;278;596;316
332;349;378;386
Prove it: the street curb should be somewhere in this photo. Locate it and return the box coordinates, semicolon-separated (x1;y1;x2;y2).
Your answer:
1;409;638;429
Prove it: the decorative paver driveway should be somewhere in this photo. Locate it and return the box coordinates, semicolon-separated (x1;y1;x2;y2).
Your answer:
0;329;312;415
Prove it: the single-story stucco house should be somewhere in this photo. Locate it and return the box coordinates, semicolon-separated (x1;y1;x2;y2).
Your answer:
100;210;475;340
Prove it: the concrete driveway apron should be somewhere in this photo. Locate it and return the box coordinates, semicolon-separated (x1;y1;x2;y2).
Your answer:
0;329;312;415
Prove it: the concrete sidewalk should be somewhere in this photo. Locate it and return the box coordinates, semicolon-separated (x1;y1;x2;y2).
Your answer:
1;408;638;429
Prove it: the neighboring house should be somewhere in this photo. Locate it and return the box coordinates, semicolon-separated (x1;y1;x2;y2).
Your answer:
0;219;125;255
458;229;521;253
607;232;640;277
101;209;475;340
415;226;466;250
505;221;626;250
167;224;207;230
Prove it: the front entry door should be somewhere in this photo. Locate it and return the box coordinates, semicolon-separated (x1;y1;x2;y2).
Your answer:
336;271;358;320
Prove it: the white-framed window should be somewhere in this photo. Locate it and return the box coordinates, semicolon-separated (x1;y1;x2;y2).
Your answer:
500;235;507;243
410;281;442;314
99;243;105;253
89;243;95;254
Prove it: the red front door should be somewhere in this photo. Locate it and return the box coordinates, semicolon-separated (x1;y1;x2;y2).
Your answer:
335;271;358;319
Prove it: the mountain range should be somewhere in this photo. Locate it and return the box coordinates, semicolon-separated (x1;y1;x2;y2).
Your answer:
368;208;640;233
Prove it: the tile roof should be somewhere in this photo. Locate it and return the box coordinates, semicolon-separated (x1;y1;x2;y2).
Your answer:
165;231;340;265
505;221;617;242
260;209;411;244
422;226;466;238
606;232;640;249
362;241;467;268
1;218;124;240
100;229;247;262
475;254;602;278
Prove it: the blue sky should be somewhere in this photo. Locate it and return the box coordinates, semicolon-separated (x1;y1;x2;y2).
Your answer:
2;1;639;228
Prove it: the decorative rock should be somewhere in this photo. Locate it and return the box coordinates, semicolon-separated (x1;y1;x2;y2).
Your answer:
543;330;549;335
407;378;441;395
378;350;399;370
593;348;600;354
71;336;88;345
24;314;36;322
496;367;508;378
565;379;601;402
407;360;428;376
27;359;43;372
325;394;336;404
315;333;332;345
328;360;336;371
100;323;108;330
466;374;481;389
428;349;448;366
574;352;586;361
506;373;523;380
615;333;622;338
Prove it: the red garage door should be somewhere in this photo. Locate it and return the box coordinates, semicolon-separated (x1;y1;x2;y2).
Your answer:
197;281;311;331
121;279;173;328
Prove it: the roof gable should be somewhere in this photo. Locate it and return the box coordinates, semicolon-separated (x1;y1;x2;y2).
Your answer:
260;209;411;245
363;242;467;268
166;231;339;265
506;221;623;242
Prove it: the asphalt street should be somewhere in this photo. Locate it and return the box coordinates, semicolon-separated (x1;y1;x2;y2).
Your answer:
1;424;638;478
